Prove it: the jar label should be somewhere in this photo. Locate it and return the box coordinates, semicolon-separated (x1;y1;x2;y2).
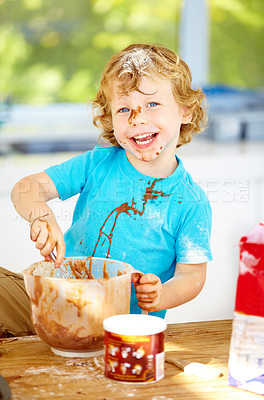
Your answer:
104;331;164;383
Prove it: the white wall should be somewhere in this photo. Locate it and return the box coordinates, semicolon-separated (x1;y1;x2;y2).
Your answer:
1;140;263;324
166;141;264;323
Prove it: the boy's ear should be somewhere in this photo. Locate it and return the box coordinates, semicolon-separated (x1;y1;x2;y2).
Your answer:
182;108;192;124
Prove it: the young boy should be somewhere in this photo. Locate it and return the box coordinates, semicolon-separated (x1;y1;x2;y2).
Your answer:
3;43;212;337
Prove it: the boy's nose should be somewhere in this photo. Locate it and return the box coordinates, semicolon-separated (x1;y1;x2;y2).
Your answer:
128;107;148;126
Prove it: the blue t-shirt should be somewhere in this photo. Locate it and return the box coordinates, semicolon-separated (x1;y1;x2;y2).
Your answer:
45;146;212;318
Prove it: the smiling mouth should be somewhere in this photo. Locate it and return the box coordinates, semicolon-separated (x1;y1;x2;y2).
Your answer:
132;132;158;147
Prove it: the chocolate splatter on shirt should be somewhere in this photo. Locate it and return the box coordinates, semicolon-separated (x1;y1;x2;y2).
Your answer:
92;179;171;258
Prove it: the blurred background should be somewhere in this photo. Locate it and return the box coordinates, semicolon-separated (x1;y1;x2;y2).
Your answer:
0;0;263;104
0;0;264;323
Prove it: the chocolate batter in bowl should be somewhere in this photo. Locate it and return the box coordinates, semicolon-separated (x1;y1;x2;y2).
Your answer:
23;257;133;357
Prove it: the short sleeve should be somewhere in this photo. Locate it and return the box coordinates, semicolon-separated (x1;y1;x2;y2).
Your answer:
175;197;212;264
44;151;92;200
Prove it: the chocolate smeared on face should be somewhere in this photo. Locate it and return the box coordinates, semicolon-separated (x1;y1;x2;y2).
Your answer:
93;179;171;258
128;106;142;125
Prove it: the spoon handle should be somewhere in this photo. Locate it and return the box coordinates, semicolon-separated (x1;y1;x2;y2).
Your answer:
49;251;56;262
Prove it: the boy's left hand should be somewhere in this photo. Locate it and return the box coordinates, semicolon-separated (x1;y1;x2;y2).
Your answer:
131;273;162;313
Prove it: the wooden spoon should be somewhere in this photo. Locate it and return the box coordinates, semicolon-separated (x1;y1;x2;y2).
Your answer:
165;354;223;380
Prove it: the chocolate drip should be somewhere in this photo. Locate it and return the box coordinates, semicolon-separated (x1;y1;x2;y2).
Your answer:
92;179;171;258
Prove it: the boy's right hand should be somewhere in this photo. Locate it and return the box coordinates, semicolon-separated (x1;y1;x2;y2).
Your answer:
30;215;65;267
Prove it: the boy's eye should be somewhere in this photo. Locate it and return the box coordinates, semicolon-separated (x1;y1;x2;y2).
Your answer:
147;102;158;108
118;107;130;113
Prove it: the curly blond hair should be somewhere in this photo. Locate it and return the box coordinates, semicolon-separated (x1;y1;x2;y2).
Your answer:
92;43;207;148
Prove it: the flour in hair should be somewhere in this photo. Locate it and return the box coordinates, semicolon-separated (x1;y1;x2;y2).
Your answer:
121;49;153;75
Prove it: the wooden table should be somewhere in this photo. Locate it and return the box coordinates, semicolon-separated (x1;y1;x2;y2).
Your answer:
0;320;261;400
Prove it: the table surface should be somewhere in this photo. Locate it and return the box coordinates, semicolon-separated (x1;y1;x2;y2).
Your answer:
0;320;262;400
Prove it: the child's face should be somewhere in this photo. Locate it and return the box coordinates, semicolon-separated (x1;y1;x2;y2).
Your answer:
111;76;190;176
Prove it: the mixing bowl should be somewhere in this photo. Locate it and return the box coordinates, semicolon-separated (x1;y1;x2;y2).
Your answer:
23;257;133;357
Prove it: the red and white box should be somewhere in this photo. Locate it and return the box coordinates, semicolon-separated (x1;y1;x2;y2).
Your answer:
228;223;264;395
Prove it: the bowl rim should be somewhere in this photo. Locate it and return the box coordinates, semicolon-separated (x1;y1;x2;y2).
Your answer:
22;256;134;282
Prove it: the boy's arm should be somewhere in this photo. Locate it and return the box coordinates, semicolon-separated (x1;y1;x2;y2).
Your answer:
159;262;207;311
11;172;65;266
132;263;207;313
